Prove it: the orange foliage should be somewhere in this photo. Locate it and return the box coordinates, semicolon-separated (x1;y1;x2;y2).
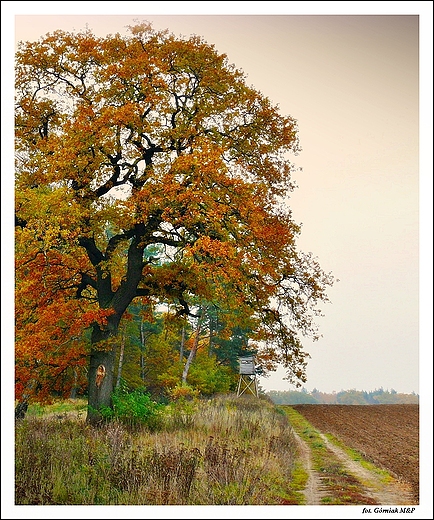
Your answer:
15;23;335;404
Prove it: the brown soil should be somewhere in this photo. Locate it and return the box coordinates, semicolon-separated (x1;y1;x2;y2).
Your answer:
291;404;419;503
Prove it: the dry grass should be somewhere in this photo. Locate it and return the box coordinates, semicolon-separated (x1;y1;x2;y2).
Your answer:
15;394;300;505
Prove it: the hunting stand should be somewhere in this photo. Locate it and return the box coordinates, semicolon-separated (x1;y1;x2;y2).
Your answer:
236;355;259;397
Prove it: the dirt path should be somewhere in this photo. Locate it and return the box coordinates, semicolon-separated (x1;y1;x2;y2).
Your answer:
291;428;327;505
292;428;416;505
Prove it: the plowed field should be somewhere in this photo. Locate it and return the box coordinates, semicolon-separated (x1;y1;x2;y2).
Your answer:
290;404;419;502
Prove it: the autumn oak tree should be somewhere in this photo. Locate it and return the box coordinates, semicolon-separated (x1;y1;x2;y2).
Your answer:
15;23;335;424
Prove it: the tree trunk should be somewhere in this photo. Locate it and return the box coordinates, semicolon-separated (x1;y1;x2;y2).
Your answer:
179;326;185;362
182;313;203;384
86;324;118;425
15;400;29;420
140;319;146;383
15;379;37;420
116;334;125;388
208;316;214;356
69;368;78;398
82;227;147;424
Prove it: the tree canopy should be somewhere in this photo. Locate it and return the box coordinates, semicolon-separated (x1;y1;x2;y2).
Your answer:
15;22;335;421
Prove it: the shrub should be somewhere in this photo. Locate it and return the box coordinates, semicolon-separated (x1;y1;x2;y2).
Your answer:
169;383;200;401
99;384;163;430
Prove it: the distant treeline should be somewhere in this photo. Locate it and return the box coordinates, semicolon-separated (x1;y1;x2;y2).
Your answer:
266;387;419;405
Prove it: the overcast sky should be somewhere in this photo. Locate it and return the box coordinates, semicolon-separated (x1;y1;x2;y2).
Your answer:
2;2;433;519
8;5;430;395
